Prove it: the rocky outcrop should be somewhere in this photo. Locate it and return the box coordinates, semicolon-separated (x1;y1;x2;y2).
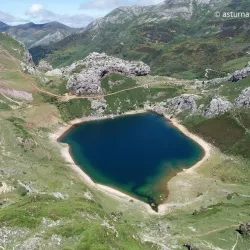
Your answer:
21;62;39;75
144;101;167;114
165;94;201;114
46;52;150;95
37;60;53;72
22;51;33;64
235;87;250;108
183;243;200;250
203;96;233;118
45;68;63;77
230;66;250;82
21;50;40;75
237;222;250;236
91;99;107;116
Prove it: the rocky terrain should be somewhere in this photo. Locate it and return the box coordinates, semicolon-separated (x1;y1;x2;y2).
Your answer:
203;96;233;118
29;0;248;79
235;87;250;108
165;94;201;114
46;52;150;95
231;66;250;82
2;1;250;249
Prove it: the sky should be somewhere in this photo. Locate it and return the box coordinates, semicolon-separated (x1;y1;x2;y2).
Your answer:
0;0;163;28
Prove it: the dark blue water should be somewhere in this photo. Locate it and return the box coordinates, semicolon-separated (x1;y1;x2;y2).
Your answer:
59;112;204;211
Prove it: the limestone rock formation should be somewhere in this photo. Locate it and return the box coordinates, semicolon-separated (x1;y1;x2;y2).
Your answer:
22;51;33;64
21;50;40;75
230;66;250;82
235;87;250;108
237;222;250;236
46;52;150;95
37;60;53;72
45;68;63;77
183;243;200;250
21;62;39;75
165;94;201;114
203;96;233;118
91;99;107;116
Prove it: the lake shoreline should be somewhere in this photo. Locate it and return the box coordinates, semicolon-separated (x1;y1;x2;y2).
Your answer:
51;109;211;215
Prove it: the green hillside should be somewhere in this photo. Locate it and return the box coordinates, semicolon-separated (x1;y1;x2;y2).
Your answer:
30;0;250;79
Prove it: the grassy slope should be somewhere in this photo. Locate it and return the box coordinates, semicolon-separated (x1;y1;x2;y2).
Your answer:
29;1;250;80
0;35;153;250
1;34;250;249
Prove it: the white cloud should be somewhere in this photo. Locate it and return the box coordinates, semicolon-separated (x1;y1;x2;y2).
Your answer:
25;4;94;27
80;0;130;10
0;11;27;24
26;4;44;15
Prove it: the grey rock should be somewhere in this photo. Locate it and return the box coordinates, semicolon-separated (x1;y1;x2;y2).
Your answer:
21;62;39;75
203;96;233;118
230;66;250;82
38;60;53;72
45;68;63;77
47;52;150;95
235;87;250;108
22;51;33;64
91;99;107;116
165;94;201;114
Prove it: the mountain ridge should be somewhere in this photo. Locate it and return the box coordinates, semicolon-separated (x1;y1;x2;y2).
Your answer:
29;0;250;80
0;21;79;48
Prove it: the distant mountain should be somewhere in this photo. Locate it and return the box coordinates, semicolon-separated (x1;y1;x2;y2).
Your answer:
29;0;250;79
0;21;79;48
0;21;9;30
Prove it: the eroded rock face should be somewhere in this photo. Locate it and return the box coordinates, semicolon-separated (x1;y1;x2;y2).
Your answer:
21;62;39;75
183;243;200;250
45;68;63;77
37;60;53;72
91;99;107;116
22;51;33;64
203;96;233;118
230;66;250;82
165;94;201;114
235;87;250;108
237;222;250;236
46;52;150;95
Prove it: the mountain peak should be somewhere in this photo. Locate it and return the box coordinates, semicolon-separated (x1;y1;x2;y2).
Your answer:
0;21;10;30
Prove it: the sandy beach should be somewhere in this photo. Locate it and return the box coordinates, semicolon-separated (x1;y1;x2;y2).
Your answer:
51;110;211;215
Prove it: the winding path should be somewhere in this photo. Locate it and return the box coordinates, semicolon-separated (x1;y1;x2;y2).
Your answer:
1;49;190;102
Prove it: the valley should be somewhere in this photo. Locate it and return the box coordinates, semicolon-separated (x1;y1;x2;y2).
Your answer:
0;0;250;249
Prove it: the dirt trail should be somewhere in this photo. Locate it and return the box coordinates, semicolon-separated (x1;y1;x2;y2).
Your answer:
1;49;190;102
191;224;239;237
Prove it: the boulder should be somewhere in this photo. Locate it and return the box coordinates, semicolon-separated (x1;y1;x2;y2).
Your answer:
203;96;233;118
230;66;250;82
235;87;250;108
237;222;250;236
38;60;53;72
165;94;201;114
